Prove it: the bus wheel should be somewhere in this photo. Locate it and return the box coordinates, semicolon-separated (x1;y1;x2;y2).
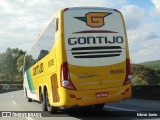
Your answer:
25;88;32;102
28;98;32;102
46;90;58;114
94;103;105;109
40;92;47;111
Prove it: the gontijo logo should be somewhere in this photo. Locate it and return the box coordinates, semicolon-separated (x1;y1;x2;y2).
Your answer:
74;12;111;27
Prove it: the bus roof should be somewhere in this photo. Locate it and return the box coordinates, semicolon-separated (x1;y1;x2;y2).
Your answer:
63;7;120;13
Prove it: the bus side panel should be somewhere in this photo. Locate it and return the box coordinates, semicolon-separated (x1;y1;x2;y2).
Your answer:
23;45;57;103
23;71;37;100
49;10;68;106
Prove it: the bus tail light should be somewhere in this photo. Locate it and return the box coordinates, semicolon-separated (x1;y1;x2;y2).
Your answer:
123;58;132;85
60;62;76;90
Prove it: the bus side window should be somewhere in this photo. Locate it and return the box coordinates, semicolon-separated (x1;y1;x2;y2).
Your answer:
56;18;59;31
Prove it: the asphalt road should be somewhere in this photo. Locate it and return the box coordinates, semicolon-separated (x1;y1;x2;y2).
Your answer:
0;90;160;120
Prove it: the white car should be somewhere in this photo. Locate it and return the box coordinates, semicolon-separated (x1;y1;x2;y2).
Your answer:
2;85;10;91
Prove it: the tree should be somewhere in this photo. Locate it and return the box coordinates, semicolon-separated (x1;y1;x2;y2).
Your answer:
141;68;158;85
2;48;15;80
132;76;148;86
0;48;26;81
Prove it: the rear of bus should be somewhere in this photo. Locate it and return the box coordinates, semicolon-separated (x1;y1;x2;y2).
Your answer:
59;7;132;107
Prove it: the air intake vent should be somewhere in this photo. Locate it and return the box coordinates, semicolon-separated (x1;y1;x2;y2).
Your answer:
71;46;122;58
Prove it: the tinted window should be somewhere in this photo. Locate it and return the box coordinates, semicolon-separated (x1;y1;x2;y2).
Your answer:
24;18;55;71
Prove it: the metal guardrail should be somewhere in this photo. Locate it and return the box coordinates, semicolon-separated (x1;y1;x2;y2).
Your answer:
132;85;160;100
0;80;23;84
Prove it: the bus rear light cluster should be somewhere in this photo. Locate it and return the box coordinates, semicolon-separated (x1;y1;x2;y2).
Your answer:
123;58;132;85
60;62;76;90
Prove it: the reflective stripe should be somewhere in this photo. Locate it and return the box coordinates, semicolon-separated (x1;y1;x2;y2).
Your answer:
26;70;35;94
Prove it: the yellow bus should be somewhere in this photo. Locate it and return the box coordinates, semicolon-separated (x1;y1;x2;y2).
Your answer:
23;7;132;113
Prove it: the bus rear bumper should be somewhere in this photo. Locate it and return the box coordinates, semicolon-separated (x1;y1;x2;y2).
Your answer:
52;83;132;107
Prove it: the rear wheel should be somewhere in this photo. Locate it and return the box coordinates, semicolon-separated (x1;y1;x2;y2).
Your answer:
25;88;32;102
40;92;47;111
45;90;58;114
27;98;32;102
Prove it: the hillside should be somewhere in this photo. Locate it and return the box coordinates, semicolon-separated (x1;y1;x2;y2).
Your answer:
139;60;160;70
131;64;160;85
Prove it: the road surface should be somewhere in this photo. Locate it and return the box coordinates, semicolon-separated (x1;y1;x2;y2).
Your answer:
0;90;160;120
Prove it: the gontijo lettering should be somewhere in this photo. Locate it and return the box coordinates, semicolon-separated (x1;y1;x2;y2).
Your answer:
68;36;123;45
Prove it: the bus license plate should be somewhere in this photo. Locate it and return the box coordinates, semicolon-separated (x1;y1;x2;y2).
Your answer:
96;92;108;98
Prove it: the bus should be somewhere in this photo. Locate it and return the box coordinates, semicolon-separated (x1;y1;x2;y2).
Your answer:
22;7;132;113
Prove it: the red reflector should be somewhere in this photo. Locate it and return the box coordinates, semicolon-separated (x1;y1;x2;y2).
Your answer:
69;94;76;98
125;88;129;93
76;98;81;100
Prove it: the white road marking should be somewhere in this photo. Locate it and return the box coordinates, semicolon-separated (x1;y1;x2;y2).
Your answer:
12;100;17;105
104;105;136;112
26;117;34;120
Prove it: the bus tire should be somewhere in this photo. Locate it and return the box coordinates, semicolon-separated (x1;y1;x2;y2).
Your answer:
25;88;32;102
46;90;58;114
40;92;47;111
28;98;32;102
94;103;105;109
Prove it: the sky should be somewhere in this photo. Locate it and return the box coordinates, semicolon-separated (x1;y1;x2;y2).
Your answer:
0;0;160;63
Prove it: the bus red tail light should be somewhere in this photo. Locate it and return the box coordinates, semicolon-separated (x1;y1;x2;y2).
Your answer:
60;62;76;90
123;58;132;85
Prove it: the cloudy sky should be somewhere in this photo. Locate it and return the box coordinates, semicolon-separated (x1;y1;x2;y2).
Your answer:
0;0;160;63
